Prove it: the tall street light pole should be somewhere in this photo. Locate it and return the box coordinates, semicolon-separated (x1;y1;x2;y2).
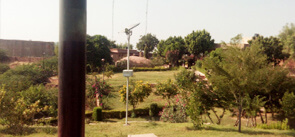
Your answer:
123;23;140;126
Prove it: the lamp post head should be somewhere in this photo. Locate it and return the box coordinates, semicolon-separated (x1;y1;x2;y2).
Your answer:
101;58;105;62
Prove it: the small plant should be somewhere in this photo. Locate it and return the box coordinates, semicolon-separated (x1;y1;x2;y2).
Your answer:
149;103;158;117
92;107;103;121
280;92;295;118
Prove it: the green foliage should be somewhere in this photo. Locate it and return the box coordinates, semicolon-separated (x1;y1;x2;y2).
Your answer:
0;49;9;62
136;33;159;52
186;93;203;129
92;107;103;121
278;23;295;55
0;63;9;74
243;94;266;117
151;56;166;66
86;35;113;72
149;103;159;117
155;79;178;101
160;94;187;123
174;68;196;89
157;36;186;66
116;43;133;49
185;29;215;56
248;34;289;65
256;118;290;130
21;85;58;117
0;86;44;131
118;80;152;110
281;92;295;118
86;76;112;109
0;64;50;92
38;56;58;76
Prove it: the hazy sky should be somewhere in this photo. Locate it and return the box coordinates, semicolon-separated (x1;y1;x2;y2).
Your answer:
1;0;295;46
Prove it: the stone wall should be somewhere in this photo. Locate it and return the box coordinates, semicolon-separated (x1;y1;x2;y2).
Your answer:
0;39;55;57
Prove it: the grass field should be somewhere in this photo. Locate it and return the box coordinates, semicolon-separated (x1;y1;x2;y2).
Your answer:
1;121;295;137
96;70;179;110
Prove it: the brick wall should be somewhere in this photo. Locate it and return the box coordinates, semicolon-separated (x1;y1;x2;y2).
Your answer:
0;39;55;57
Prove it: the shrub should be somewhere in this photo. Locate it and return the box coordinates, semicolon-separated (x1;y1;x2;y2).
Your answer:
160;94;187;123
281;92;295;118
0;86;44;132
0;64;50;91
92;107;103;121
155;79;178;103
149;103;159;117
38;56;58;76
118;80;152;112
0;63;9;74
86;76;112;109
256;118;290;130
0;49;9;62
174;68;196;89
195;60;202;68
132;67;170;72
21;85;58;117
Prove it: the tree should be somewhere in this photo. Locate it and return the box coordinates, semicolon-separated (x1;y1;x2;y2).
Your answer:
155;79;178;103
184;30;215;57
116;43;133;50
248;34;289;66
86;35;113;72
136;33;159;53
203;44;269;132
278;23;295;55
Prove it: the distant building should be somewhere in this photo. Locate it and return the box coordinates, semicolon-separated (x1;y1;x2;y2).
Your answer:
0;39;55;57
110;48;140;62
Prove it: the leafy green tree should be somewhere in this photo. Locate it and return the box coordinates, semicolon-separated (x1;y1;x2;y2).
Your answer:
248;34;289;66
86;35;113;72
136;33;159;53
155;40;165;57
203;44;269;132
281;92;295;118
278;23;295;54
184;30;215;57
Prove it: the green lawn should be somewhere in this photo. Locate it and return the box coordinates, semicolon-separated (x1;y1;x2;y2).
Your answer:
96;70;179;110
1;121;295;137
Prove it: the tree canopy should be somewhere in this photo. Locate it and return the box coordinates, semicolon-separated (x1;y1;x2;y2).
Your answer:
248;34;289;66
136;33;159;53
86;35;113;72
184;30;215;57
278;23;295;54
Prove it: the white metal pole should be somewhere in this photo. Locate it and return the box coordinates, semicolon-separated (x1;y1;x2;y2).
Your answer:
125;33;131;125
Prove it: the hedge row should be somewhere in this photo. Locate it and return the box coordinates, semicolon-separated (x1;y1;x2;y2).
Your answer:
132;67;170;72
86;105;164;120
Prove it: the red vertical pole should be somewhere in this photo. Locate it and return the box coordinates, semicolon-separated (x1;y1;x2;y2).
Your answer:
58;0;86;136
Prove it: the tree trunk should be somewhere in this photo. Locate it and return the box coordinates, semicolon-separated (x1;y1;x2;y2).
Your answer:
207;113;214;124
96;93;100;107
259;111;264;124
265;111;268;124
238;96;242;132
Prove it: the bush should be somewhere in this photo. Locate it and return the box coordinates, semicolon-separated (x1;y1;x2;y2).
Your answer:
281;92;295;118
132;67;170;72
21;85;58;117
0;63;9;74
155;79;178;102
149;103;159;117
0;86;44;131
92;107;103;121
38;57;58;76
0;64;50;92
256;118;290;130
160;94;187;123
195;60;202;68
0;49;9;62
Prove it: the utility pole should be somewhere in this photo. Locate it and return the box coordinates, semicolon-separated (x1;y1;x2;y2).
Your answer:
123;23;140;126
59;0;86;136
